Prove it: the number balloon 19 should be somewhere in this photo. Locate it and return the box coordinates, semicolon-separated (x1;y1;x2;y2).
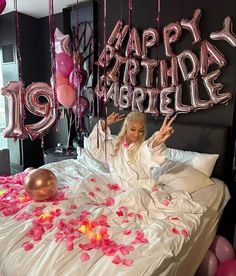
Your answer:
1;81;57;141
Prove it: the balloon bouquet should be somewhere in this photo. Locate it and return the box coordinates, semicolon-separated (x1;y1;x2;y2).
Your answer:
54;28;90;146
195;235;236;276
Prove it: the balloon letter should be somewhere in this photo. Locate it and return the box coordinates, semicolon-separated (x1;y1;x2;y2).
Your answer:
163;22;182;57
203;69;232;104
210;16;236;47
108;20;129;50
180;9;202;44
142;28;159;59
177;50;199;80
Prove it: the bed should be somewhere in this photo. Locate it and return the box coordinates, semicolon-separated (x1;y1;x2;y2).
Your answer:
0;119;231;276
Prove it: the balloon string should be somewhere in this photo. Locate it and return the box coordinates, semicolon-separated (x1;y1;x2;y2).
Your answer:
156;0;161;89
49;0;58;115
96;0;102;149
14;0;26;139
127;0;133;102
103;0;108;164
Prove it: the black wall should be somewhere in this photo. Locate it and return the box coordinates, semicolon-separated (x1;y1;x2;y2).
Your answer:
97;0;236;179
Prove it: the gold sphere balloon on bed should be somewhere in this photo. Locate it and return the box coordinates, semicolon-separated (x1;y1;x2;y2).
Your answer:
24;168;58;201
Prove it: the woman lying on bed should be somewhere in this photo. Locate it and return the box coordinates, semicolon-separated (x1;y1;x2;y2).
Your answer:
85;111;176;188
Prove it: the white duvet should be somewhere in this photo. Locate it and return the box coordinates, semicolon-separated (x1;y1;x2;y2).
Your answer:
0;150;206;276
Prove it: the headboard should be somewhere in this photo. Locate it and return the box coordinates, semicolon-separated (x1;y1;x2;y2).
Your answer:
87;114;231;183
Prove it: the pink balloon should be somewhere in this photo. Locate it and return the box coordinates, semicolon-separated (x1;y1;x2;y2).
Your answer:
56;53;73;77
195;250;219;276
80;68;88;89
210;235;236;263
57;84;76;108
72;96;89;116
69;67;82;90
56;72;69;87
0;0;6;15
217;259;236;276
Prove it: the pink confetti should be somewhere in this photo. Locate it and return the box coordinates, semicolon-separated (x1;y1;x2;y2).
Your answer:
80;252;90;262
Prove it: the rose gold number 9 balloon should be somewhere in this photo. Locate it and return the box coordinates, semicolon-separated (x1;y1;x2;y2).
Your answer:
24;82;57;141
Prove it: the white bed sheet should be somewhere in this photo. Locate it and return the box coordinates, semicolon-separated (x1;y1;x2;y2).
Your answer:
157;178;230;276
0;152;230;276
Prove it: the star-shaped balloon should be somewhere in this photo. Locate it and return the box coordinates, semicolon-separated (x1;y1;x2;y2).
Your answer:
55;28;71;55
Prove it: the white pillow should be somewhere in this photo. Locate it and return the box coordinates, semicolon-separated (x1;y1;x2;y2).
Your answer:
166;148;219;177
151;160;215;193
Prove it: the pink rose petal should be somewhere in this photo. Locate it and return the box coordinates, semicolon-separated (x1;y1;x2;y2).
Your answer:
171;228;179;235
181;229;188;238
123;258;134;266
88;191;95;197
112;255;122;265
162;199;170;206
22;242;34;251
123;229;131;235
80;252;90;262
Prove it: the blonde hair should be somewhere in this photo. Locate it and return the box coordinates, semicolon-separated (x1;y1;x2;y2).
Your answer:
113;111;146;160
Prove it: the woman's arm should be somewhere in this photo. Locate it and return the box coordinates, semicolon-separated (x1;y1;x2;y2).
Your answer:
152;115;176;148
100;112;126;131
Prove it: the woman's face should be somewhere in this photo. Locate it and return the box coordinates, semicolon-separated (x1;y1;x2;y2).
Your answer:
126;120;145;144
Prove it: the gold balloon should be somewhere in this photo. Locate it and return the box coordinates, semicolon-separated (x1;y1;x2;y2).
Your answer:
24;168;58;201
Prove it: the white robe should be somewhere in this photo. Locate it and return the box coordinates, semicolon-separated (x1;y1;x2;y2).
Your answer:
84;120;167;188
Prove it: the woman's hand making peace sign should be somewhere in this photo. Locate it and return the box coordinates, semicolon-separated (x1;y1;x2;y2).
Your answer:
152;115;177;147
101;112;126;131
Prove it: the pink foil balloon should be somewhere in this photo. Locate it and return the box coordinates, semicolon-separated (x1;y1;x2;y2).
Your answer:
0;0;6;15
72;96;89;116
216;259;236;276
210;235;236;263
56;72;69;87
57;84;76;108
56;53;73;78
69;67;82;90
195;250;219;276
